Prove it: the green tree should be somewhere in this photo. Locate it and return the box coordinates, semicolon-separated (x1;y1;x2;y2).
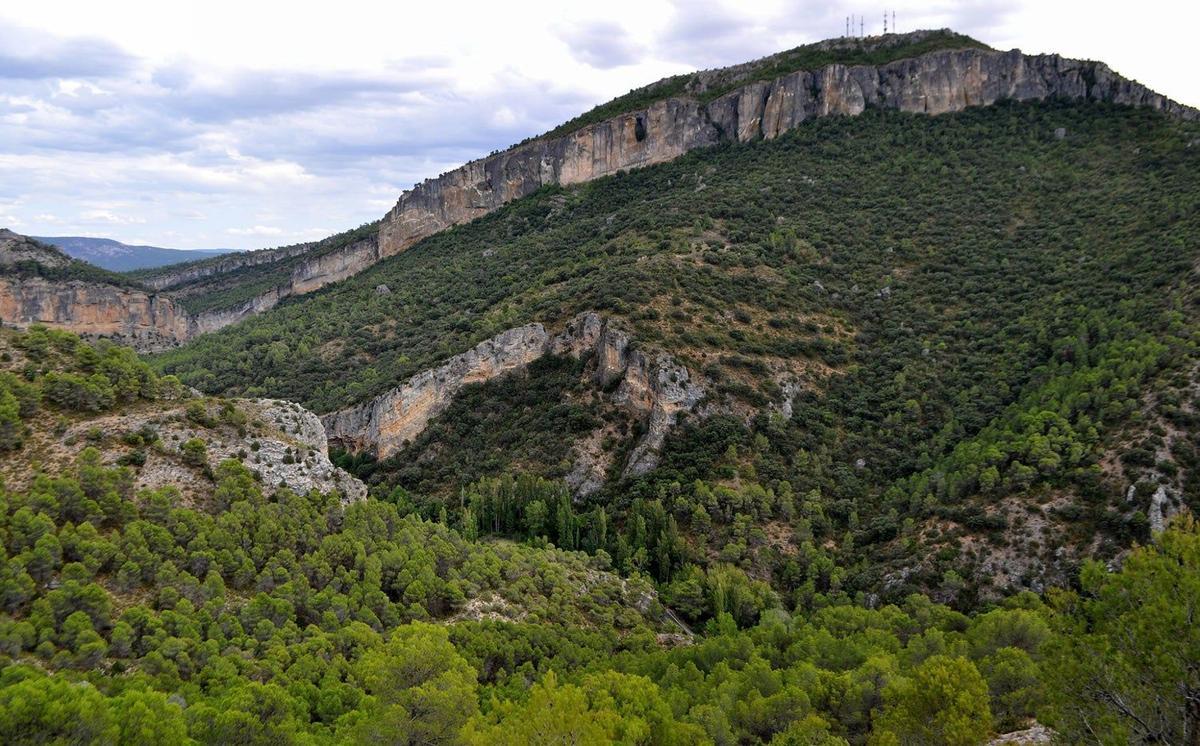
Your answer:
1044;517;1200;744
869;655;993;746
0;672;117;745
352;622;478;745
113;690;192;745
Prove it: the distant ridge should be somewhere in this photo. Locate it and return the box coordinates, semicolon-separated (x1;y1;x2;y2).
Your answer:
34;235;234;272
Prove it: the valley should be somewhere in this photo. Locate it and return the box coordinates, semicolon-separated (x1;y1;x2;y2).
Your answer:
1;25;1198;745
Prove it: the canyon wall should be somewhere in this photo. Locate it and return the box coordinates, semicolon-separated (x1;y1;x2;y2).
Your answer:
375;46;1198;258
0;276;193;352
321;313;704;490
142;243;312;292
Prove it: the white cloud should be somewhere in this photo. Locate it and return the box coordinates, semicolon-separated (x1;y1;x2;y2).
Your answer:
0;0;1195;249
226;225;285;237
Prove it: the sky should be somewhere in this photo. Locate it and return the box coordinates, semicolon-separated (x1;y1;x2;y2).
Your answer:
1;0;1196;250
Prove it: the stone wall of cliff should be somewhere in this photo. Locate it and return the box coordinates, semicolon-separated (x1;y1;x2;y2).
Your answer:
142;243;313;292
321;313;704;492
0;276;193;352
375;46;1198;258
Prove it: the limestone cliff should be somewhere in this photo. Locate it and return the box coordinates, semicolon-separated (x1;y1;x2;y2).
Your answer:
0;230;195;352
321;313;704;490
375;41;1197;258
0;276;193;353
141;243;313;292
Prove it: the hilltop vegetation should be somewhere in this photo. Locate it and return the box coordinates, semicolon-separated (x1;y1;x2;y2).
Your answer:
0;234;149;292
537;30;988;141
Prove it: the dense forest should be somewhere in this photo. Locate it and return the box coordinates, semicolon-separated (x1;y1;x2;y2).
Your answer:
1;329;1198;743
153;100;1200;604
2;31;1198;739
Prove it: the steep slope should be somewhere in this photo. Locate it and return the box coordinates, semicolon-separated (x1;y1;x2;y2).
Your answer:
159;99;1200;603
33;236;233;271
137;30;1195;333
0;230;195;351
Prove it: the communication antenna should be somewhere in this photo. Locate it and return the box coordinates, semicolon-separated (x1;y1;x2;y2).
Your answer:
883;10;887;34
846;16;850;37
892;10;896;33
860;17;864;37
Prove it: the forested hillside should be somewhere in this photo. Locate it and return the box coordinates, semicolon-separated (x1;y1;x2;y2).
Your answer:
154;100;1200;604
3;22;1200;742
2;328;1198;743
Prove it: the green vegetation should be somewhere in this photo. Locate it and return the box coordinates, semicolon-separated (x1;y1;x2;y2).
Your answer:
2;406;1198;744
536;30;988;141
0;327;182;452
128;222;380;316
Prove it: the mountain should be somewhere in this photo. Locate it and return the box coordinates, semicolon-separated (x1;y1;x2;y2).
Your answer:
1;28;1199;744
131;30;1195;333
154;95;1200;604
32;235;234;271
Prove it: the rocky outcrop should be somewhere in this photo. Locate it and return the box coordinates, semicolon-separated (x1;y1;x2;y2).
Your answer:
142;243;313;292
375;40;1197;258
235;399;366;501
5;393;366;503
0;276;193;353
322;324;551;455
321;312;705;489
550;313;704;482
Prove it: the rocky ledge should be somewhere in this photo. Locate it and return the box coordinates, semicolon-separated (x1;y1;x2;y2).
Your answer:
321;312;704;493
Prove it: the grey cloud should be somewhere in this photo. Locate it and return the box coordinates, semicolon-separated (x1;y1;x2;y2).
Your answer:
559;21;644;69
0;22;137;79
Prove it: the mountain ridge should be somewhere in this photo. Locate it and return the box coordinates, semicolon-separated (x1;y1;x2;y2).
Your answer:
33;236;234;272
124;30;1197;338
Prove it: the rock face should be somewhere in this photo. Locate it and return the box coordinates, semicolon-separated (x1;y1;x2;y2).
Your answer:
321;312;704;489
322;324;551;456
141;243;313;292
375;41;1197;259
0;230;196;351
0;276;193;353
148;34;1197;335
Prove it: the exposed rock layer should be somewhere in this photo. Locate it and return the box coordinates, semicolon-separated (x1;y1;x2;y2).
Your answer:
321;313;704;487
0;276;192;353
375;44;1197;259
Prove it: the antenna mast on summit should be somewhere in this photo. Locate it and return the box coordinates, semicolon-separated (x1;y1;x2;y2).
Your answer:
883;10;887;34
892;10;896;33
846;16;850;37
860;17;864;37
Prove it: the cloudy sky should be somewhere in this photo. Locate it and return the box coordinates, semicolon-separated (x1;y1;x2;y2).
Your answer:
1;0;1196;250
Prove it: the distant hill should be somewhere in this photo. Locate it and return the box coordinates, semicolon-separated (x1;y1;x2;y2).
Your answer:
33;235;234;271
